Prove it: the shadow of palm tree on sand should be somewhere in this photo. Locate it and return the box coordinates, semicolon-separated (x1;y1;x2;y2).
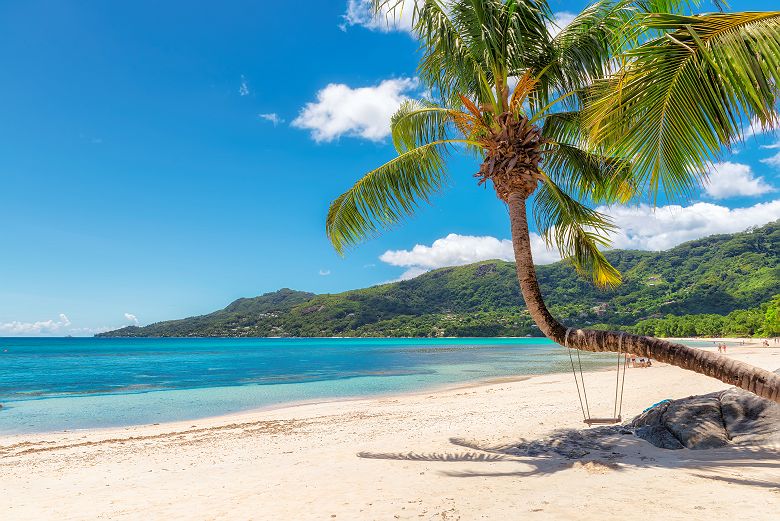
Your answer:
357;426;780;488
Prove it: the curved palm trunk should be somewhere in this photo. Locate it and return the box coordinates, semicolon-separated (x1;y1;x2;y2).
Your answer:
507;193;780;404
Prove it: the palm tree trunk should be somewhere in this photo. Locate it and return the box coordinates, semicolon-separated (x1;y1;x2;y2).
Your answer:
507;193;780;404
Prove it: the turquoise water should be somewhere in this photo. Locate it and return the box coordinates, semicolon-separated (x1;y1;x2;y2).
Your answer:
0;337;616;434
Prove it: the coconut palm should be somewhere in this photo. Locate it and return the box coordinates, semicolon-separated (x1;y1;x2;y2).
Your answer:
326;0;780;403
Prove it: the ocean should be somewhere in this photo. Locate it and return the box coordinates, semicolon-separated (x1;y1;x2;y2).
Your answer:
0;337;621;434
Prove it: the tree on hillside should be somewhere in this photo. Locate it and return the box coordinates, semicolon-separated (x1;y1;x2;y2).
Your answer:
763;295;780;337
325;1;780;403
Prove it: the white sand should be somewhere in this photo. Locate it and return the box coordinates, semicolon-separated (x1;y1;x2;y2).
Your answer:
2;344;779;520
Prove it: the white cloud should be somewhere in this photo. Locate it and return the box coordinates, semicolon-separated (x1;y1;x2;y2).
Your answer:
600;200;780;251
258;113;283;126
319;269;331;276
548;11;576;37
378;199;780;280
762;151;780;169
703;161;774;199
293;78;418;142
0;314;132;337
379;233;560;280
396;266;429;281
0;314;71;336
343;0;417;33
239;75;250;96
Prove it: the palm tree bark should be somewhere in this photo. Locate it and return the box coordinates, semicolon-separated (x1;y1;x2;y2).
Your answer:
507;192;780;404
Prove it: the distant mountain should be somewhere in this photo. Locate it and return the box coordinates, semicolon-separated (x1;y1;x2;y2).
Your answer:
98;221;780;338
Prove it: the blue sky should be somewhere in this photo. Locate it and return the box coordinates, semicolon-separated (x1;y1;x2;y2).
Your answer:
1;0;779;335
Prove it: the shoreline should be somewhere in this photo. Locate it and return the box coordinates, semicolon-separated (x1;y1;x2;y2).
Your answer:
1;342;774;441
2;346;778;520
0;373;541;440
0;337;771;438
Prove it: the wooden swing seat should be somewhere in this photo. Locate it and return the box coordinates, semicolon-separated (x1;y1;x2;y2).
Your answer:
565;328;630;428
583;417;622;426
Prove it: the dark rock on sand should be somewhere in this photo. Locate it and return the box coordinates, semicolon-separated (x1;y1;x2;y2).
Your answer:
631;370;780;450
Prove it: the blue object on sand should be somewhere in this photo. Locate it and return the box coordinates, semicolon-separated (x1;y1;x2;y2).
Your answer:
643;399;672;412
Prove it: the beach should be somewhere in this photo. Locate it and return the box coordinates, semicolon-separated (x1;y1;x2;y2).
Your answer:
2;343;778;520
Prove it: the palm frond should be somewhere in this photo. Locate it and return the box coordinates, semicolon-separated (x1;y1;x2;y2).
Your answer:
544;143;635;204
533;175;622;288
412;0;496;108
326;141;452;253
540;111;635;204
509;70;540;113
497;0;551;96
586;11;780;200
539;0;636;99
635;1;728;15
539;110;582;144
391;100;455;152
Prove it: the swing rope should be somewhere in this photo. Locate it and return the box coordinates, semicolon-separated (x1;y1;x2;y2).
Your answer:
575;338;591;419
566;328;628;425
617;334;629;420
612;333;629;421
565;328;589;421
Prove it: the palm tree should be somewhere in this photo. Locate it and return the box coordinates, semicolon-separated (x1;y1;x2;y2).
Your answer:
326;0;780;403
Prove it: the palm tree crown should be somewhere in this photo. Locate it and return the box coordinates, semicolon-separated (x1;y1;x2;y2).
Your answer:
327;0;779;287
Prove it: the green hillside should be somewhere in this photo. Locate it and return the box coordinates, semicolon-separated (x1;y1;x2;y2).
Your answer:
99;221;780;338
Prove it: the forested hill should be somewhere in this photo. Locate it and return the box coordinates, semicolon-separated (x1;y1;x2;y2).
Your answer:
99;221;780;338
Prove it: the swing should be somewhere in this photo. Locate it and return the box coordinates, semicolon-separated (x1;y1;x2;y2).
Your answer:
564;328;628;426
